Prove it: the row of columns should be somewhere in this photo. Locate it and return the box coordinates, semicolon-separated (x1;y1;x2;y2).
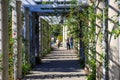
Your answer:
1;1;45;79
1;0;22;80
25;9;51;66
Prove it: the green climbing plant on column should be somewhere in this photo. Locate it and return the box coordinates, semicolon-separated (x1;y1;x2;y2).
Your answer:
8;1;14;79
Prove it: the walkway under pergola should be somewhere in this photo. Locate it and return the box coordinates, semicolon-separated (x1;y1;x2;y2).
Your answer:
1;0;120;80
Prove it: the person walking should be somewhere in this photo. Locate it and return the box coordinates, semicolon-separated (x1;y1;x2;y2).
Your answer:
69;36;73;49
66;37;70;50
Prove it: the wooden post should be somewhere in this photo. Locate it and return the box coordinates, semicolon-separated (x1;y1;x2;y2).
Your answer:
16;1;22;79
1;0;9;80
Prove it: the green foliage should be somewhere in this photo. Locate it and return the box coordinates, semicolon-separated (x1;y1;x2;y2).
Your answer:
57;35;63;42
8;2;14;79
51;24;62;37
110;28;120;39
67;1;97;80
41;19;51;57
22;63;31;76
84;5;96;80
68;0;120;79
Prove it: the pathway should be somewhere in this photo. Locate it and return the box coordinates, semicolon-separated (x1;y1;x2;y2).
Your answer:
23;47;87;80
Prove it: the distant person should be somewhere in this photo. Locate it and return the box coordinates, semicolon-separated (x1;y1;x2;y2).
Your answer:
66;37;70;50
69;36;73;49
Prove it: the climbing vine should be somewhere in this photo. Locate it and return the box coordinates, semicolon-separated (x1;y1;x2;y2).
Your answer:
67;0;120;80
41;19;51;56
8;0;14;79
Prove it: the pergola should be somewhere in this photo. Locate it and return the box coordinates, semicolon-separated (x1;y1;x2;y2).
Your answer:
21;0;73;24
2;0;120;80
20;0;73;69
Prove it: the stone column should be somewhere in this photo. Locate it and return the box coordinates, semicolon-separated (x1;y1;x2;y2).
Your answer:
41;19;43;56
1;0;9;80
25;8;30;63
63;25;68;48
31;12;36;66
16;1;22;79
108;1;119;80
63;25;65;47
11;1;18;79
0;0;2;54
35;14;40;64
35;14;39;57
39;17;42;57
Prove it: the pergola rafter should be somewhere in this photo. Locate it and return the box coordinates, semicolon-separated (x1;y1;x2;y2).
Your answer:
21;0;74;25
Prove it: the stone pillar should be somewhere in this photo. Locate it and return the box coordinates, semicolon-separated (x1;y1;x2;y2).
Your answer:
96;1;103;80
39;17;42;57
108;1;119;80
31;12;36;66
11;1;18;79
16;1;22;79
63;25;67;48
63;25;65;47
35;14;40;64
0;1;2;54
25;8;30;63
35;14;39;57
1;0;9;80
41;19;43;56
62;25;65;48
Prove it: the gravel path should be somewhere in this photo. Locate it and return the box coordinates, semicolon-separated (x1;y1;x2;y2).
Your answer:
23;47;87;80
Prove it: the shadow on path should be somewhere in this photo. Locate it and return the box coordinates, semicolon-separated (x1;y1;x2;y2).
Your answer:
33;60;82;72
23;47;87;80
